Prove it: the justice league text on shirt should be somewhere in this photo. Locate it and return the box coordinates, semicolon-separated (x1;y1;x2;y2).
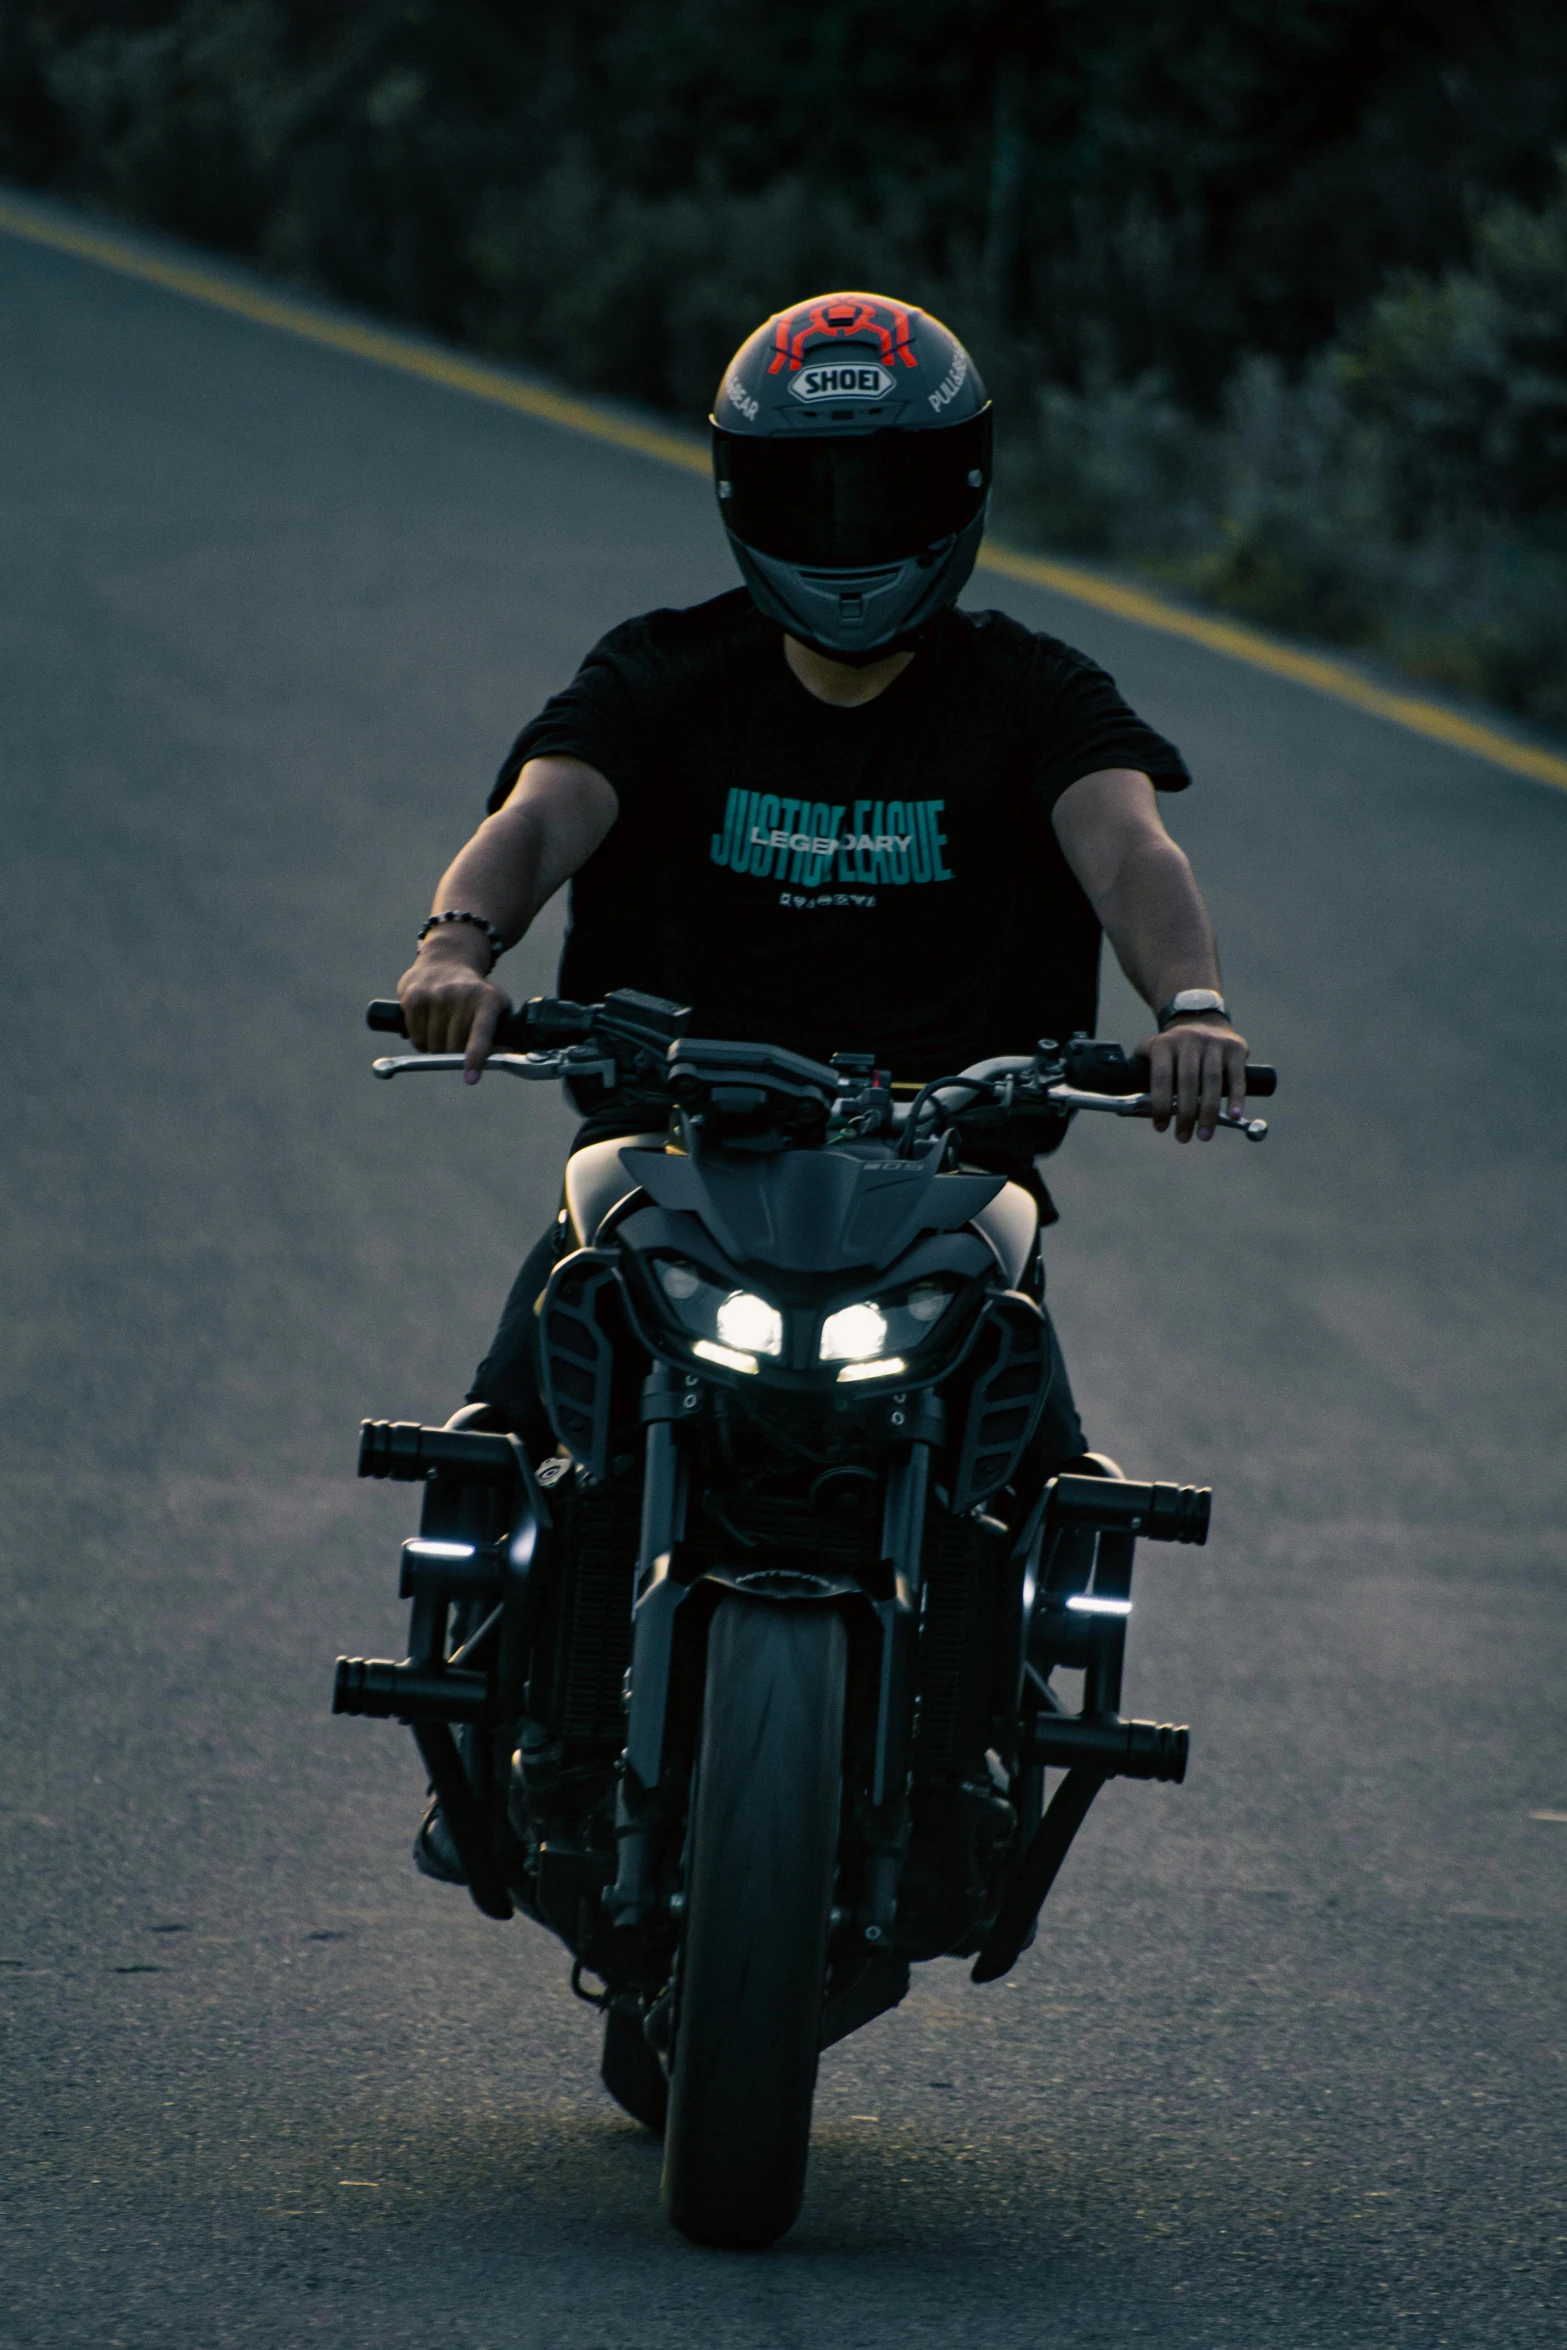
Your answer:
491;590;1189;1075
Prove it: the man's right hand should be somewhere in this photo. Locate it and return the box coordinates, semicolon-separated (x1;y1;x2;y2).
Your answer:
397;938;511;1083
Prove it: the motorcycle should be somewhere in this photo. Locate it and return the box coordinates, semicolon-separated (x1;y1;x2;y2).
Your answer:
333;987;1274;2248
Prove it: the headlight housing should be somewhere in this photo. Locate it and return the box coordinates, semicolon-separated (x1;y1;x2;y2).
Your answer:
650;1256;783;1373
819;1278;958;1382
641;1256;967;1385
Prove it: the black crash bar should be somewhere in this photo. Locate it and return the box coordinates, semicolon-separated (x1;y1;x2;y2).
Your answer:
1025;1714;1188;1782
1047;1473;1210;1545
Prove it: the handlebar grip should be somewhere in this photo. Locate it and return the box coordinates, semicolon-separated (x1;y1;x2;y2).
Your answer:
364;998;546;1051
1125;1051;1276;1097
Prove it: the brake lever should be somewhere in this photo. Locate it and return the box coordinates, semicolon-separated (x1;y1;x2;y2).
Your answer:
371;1050;618;1084
1045;1082;1268;1141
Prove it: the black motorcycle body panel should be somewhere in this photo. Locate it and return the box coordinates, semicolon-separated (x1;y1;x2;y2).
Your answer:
565;1133;665;1247
338;1004;1217;2197
620;1140;1004;1276
609;1206;1001;1384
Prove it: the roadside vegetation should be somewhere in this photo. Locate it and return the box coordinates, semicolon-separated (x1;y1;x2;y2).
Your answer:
4;2;1566;723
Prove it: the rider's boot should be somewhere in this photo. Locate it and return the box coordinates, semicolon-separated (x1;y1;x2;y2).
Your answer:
600;1994;669;2134
413;1785;469;1884
1057;1450;1125;1483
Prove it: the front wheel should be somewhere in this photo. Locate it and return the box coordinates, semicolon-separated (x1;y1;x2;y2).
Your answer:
662;1596;847;2249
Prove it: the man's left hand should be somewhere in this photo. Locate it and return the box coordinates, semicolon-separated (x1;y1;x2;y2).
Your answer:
1140;1017;1250;1143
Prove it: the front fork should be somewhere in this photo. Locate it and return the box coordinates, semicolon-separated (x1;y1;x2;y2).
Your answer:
608;1371;943;1938
861;1390;944;1938
607;1367;691;1924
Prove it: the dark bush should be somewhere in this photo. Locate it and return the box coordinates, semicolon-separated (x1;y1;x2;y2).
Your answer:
3;2;1566;721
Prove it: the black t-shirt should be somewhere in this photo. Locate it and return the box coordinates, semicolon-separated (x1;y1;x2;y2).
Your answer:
491;589;1188;1081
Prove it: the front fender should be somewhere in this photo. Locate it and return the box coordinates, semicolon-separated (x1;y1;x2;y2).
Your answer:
623;1564;879;1791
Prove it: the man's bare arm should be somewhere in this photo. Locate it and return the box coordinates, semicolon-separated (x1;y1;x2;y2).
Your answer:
398;756;618;1078
1052;766;1248;1143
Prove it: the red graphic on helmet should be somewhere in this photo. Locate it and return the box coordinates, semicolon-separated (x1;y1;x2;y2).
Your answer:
767;298;918;374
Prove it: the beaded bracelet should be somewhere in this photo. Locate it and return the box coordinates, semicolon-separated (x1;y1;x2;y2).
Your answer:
416;910;506;969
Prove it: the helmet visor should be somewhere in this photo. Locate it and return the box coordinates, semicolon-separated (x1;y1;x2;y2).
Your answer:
713;411;992;568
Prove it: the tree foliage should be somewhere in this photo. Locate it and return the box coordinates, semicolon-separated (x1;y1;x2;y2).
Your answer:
3;1;1566;716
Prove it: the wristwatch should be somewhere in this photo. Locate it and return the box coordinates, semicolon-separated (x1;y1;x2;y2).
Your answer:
1156;987;1230;1030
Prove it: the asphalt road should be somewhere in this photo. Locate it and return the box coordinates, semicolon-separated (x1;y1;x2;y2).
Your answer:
2;208;1564;2350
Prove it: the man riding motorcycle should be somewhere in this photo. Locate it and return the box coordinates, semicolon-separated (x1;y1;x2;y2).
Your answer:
394;292;1247;1882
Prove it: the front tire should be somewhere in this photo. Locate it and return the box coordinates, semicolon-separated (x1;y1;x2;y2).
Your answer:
662;1596;846;2249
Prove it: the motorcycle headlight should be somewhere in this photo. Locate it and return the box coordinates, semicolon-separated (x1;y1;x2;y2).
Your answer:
650;1256;783;1372
715;1289;784;1357
819;1300;888;1362
819;1279;959;1382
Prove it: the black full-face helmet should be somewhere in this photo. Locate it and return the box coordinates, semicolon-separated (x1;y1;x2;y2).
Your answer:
711;292;991;658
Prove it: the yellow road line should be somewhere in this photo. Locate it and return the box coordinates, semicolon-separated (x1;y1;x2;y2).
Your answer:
6;192;1567;796
977;544;1567;792
0;195;708;476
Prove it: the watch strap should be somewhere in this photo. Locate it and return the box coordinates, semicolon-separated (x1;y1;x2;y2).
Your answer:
1157;988;1229;1030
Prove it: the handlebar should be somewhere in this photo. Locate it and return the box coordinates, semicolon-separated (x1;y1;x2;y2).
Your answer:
366;998;1276;1140
367;1000;1275;1094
